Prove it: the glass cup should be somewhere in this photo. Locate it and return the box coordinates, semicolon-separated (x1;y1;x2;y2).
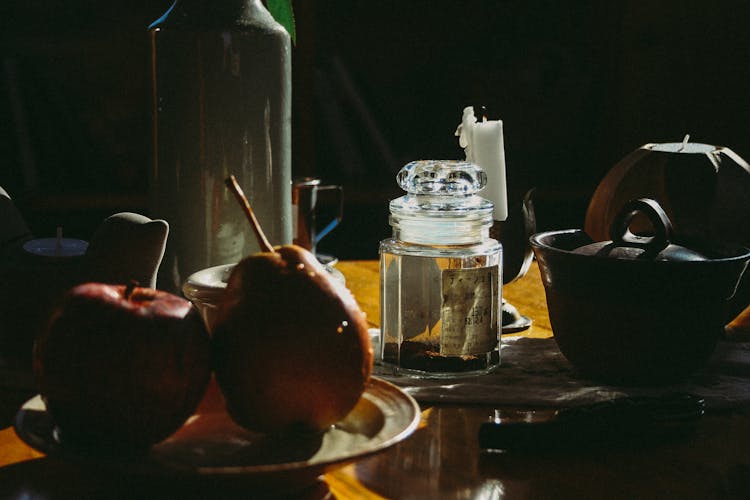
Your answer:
292;177;343;260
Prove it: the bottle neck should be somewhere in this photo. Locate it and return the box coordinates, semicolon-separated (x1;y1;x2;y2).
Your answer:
151;0;276;29
174;0;264;11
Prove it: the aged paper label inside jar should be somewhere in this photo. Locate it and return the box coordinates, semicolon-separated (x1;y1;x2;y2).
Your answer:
439;266;499;356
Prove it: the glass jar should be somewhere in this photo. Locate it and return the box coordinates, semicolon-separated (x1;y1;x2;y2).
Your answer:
380;160;503;377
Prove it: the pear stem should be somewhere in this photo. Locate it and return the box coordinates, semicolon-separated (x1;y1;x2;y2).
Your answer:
225;175;275;253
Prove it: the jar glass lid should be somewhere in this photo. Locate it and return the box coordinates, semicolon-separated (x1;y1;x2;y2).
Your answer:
390;160;494;218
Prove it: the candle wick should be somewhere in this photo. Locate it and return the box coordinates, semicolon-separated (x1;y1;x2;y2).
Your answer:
479;105;488;122
678;134;690;152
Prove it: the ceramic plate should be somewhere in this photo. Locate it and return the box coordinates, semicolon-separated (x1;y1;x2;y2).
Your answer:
14;377;420;489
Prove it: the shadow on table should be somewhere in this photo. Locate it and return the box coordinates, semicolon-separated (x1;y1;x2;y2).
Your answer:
0;457;333;500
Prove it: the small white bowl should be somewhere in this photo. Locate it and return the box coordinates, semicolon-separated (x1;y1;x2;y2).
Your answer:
182;264;235;333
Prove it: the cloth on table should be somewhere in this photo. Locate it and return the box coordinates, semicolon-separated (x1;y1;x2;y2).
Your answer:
375;335;750;411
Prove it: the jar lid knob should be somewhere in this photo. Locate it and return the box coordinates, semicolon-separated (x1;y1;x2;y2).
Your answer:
397;160;486;196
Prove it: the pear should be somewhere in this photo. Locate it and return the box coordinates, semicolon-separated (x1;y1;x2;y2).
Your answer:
212;176;373;433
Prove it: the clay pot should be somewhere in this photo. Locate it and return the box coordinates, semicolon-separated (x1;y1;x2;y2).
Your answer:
531;199;750;384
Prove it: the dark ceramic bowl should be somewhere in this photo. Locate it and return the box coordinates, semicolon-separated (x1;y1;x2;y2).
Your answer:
530;229;750;384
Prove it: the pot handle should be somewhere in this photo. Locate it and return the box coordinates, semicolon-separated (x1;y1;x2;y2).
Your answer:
609;198;673;252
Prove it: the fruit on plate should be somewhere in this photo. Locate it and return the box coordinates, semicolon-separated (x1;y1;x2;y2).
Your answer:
33;282;212;451
212;176;373;433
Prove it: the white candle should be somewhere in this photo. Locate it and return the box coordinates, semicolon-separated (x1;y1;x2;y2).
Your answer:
455;106;508;221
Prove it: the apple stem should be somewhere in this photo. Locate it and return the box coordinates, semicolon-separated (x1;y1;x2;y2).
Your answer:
124;280;137;300
225;175;276;253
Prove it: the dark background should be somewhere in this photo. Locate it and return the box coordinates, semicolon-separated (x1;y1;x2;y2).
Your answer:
2;0;749;259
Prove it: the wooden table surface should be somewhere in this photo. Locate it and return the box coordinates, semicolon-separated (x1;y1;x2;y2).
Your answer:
1;261;749;499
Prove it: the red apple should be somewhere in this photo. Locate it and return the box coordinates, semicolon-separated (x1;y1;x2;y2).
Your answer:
33;282;212;452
